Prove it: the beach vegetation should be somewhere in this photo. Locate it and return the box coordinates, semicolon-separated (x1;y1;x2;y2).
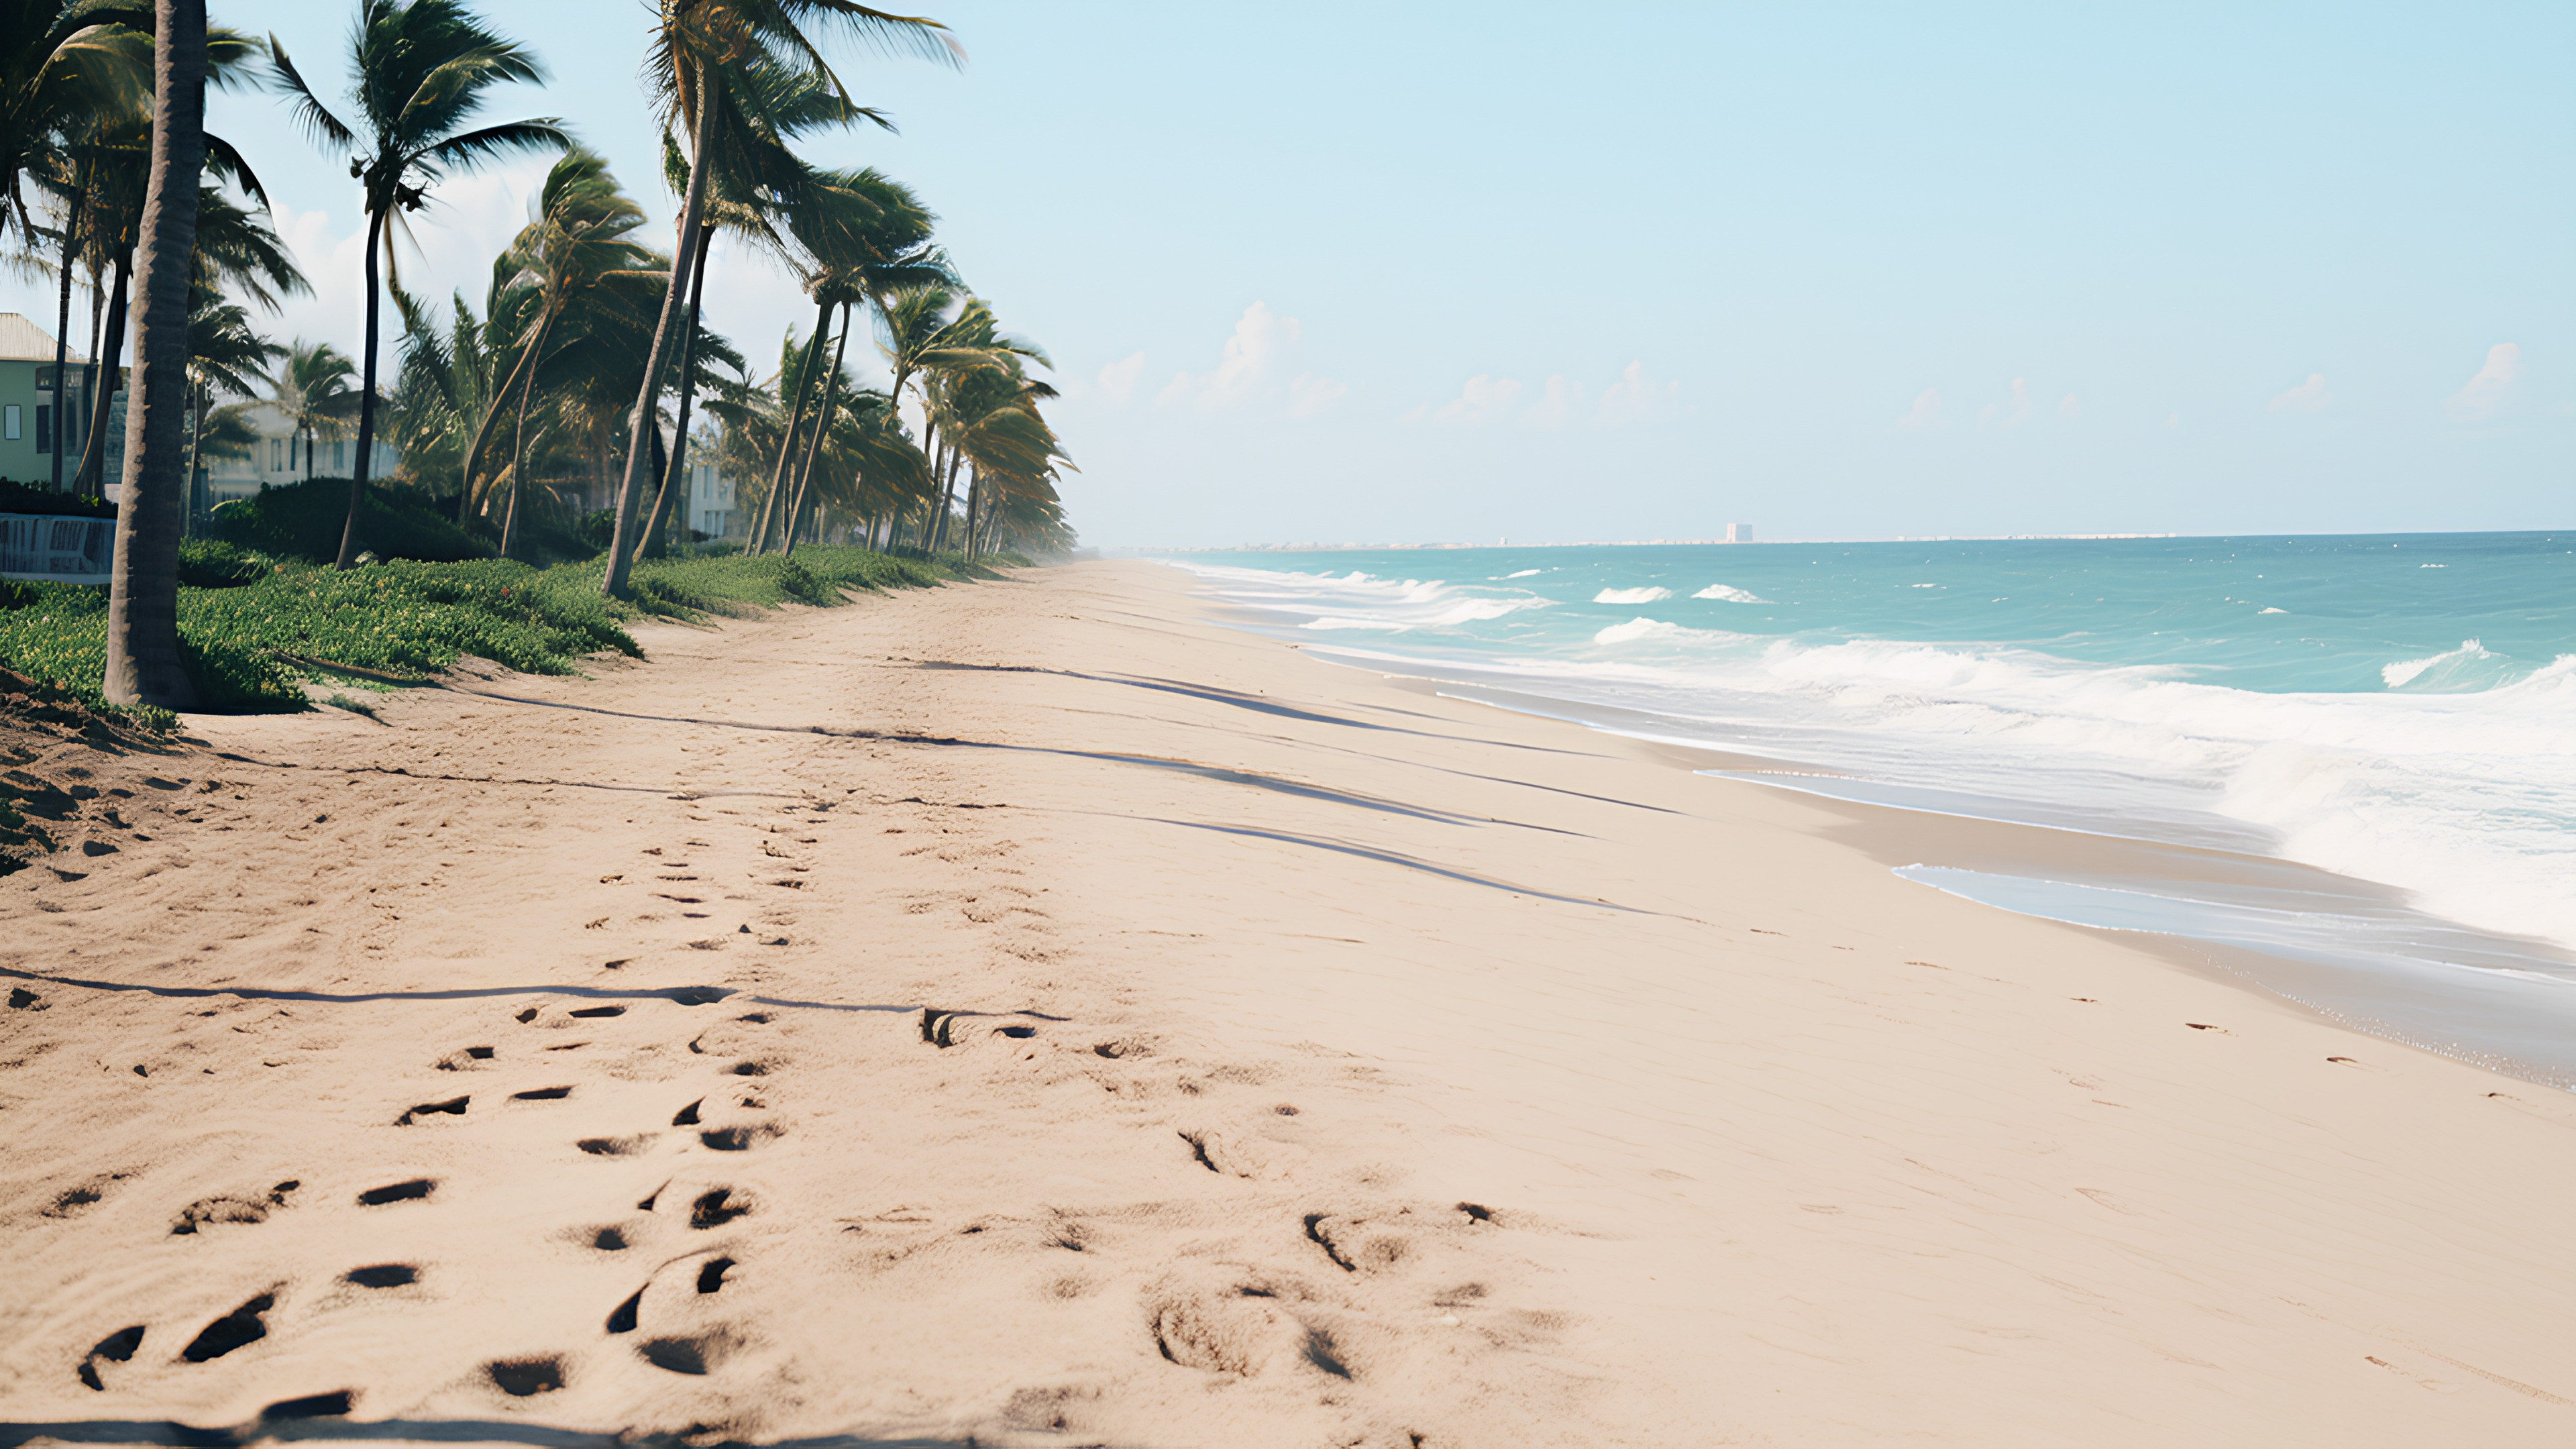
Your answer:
3;0;1077;709
267;0;571;569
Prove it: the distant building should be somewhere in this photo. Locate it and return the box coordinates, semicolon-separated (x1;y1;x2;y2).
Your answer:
0;311;93;486
680;453;737;539
197;404;396;506
1726;522;1754;542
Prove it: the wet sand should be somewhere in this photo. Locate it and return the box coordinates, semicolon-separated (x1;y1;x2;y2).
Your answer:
3;559;2571;1446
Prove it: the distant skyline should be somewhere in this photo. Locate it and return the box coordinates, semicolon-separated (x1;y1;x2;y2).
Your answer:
9;1;2565;545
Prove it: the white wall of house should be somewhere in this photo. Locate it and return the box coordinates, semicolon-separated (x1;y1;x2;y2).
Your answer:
198;402;394;503
686;461;737;539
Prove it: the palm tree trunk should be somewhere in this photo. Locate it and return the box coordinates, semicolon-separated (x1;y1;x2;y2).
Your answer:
73;248;131;493
782;302;851;559
928;443;961;553
103;0;207;710
459;329;541;527
78;264;103;476
600;77;717;598
184;374;205;533
752;294;833;554
635;219;713;561
49;156;89;492
500;305;559;561
333;205;389;568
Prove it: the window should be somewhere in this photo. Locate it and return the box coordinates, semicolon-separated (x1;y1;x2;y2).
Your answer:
36;405;51;453
3;405;17;441
270;437;282;471
334;439;345;470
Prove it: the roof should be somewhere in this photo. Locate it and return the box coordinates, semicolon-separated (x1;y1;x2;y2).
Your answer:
0;312;83;364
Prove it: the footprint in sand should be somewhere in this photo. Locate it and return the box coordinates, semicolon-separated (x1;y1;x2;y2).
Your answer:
396;1095;468;1125
172;1181;299;1235
77;1325;144;1390
486;1357;565;1396
356;1179;434;1206
181;1292;276;1362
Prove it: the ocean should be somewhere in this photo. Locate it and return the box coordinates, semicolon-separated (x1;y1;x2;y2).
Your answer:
1165;533;2576;1087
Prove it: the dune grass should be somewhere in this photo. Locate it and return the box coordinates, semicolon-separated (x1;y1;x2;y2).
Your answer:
0;542;999;717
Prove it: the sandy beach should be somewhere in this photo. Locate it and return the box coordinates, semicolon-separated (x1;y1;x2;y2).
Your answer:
3;559;2571;1446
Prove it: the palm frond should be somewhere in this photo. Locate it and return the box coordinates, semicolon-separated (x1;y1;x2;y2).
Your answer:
266;34;358;150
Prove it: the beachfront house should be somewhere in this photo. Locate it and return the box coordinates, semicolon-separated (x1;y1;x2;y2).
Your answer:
0;312;98;489
197;405;397;507
679;451;739;540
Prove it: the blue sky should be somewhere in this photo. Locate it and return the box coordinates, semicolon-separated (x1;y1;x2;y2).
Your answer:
11;1;2566;544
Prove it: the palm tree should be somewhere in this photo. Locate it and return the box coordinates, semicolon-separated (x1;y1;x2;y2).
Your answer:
6;8;151;490
599;0;958;598
267;0;567;569
871;289;1044;550
631;56;926;560
743;165;943;553
103;0;207;710
184;279;283;526
384;285;486;497
474;147;655;555
50;49;273;495
260;339;360;482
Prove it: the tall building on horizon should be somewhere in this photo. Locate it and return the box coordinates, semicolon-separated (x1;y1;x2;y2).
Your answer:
1727;522;1754;542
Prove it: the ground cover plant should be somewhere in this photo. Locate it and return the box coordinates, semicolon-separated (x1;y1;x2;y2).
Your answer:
0;544;988;716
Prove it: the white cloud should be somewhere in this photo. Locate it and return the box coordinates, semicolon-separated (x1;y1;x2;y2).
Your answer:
1096;351;1146;404
1896;387;1943;431
1409;361;1671;429
1159;301;1332;413
2058;392;2080;418
2267;373;2332;414
2445;342;2522;422
1597;360;1676;427
1287;372;1347;419
1523;374;1583;429
1433;374;1524;425
1980;376;2034;430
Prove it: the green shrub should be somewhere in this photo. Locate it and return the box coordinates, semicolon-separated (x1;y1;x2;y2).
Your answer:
176;537;272;587
212;477;494;564
0;478;115;519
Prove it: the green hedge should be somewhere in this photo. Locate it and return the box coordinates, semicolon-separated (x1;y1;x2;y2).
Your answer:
0;479;115;519
211;476;492;564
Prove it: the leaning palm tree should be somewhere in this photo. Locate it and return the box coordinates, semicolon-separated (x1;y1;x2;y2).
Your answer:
599;0;958;598
103;0;209;709
629;60;869;558
475;147;656;555
743;166;944;553
268;0;567;568
260;339;360;482
183;278;284;525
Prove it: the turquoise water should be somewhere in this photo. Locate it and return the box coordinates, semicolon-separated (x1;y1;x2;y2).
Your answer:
1168;533;2576;1082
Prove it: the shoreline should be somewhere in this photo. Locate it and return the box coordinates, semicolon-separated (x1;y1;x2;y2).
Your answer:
1207;604;2576;1095
3;559;2571;1444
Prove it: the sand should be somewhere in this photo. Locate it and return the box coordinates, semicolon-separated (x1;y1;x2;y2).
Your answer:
2;559;2570;1446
